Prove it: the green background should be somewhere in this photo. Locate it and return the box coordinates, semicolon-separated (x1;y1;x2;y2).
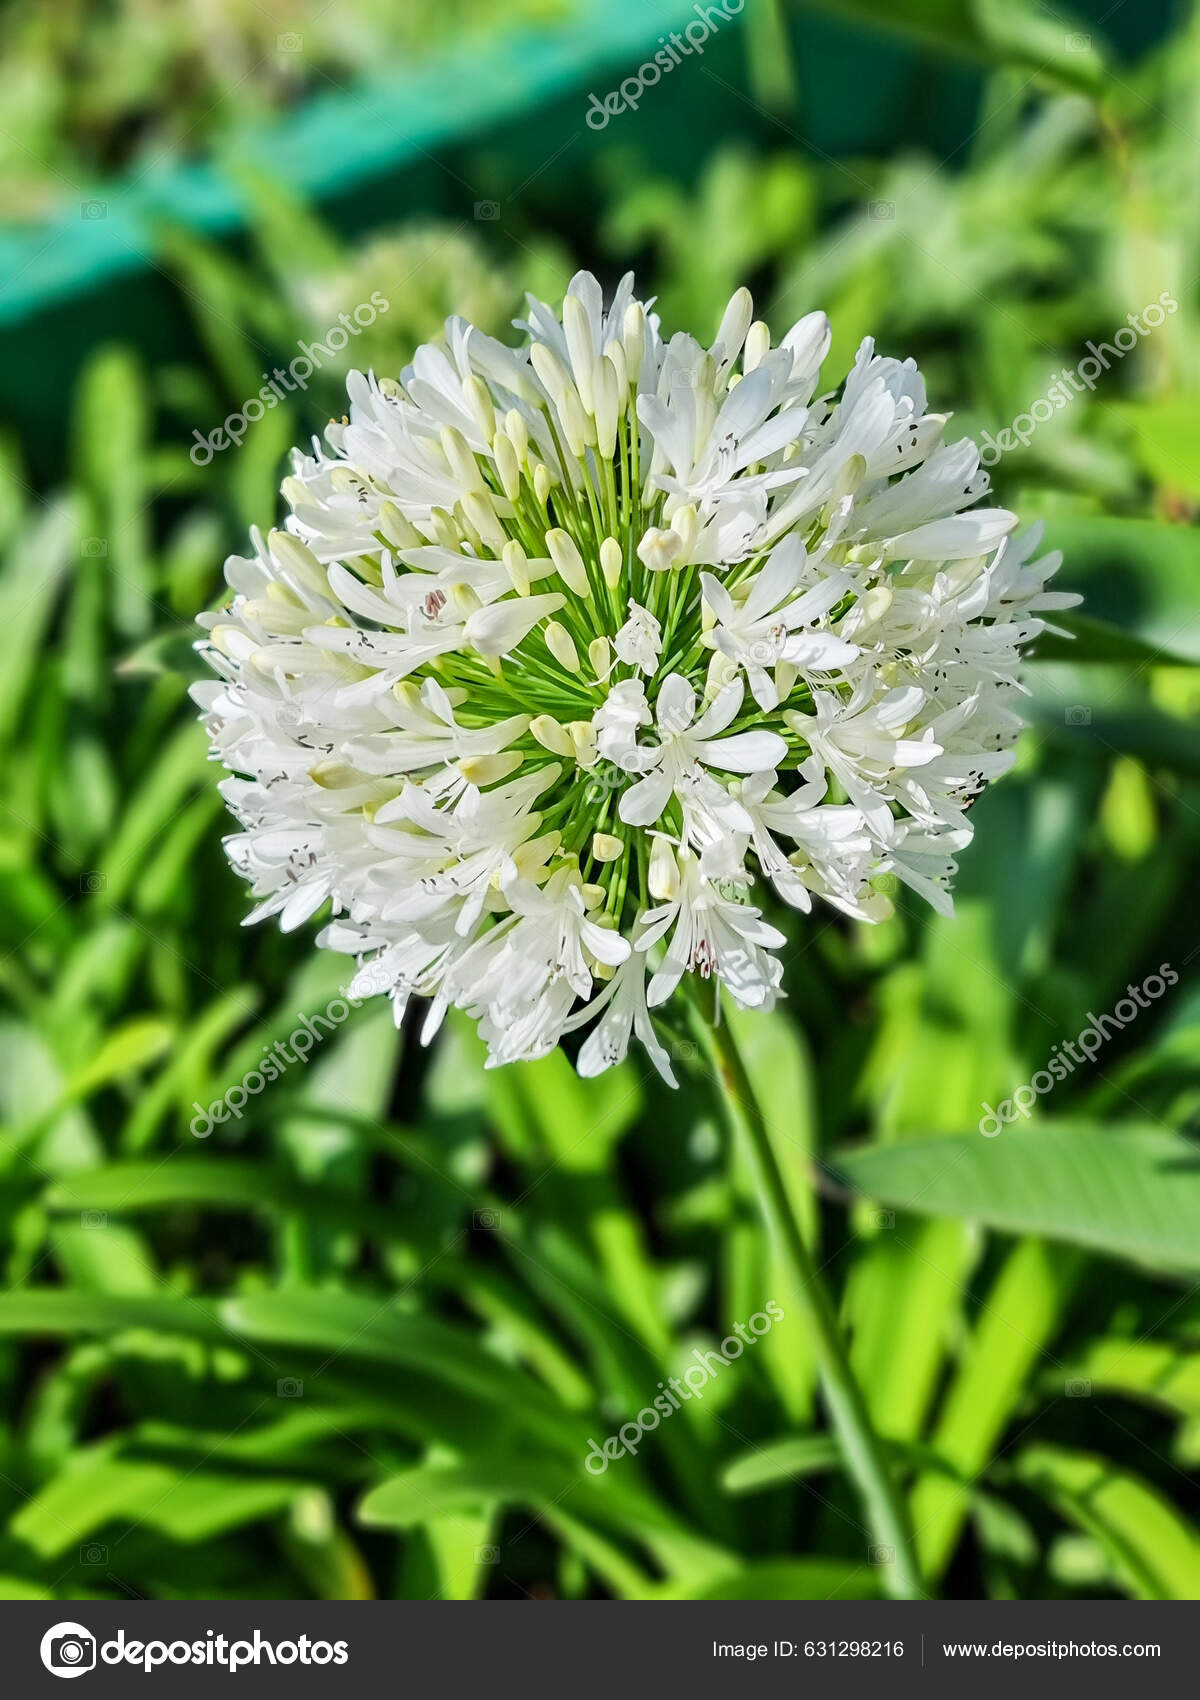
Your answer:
0;0;1197;1603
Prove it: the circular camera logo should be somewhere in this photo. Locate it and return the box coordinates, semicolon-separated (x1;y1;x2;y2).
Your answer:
40;1623;96;1678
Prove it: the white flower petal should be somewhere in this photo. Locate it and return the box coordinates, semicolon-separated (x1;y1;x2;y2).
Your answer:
619;766;675;827
694;730;788;773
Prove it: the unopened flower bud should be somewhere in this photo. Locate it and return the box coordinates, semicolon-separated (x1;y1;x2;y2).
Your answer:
744;320;771;372
441;426;484;493
588;636;613;681
505;408;530;461
430;508;462;551
568;720;599;769
600;536;623;589
530;715;575;757
546;528;591;597
649;837;679;901
714;286;753;370
458;752;523;785
544;620;580;673
493;431;522;502
502;539;531;596
464;496;505;554
267;531;325;598
563;293;597;412
593;356;620;459
623;302;646;380
378;501;422;550
462;374;495;441
530;342;571;405
670;503;699;559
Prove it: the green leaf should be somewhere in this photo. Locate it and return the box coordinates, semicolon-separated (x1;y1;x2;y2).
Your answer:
131;1474;314;1545
12;1448;311;1558
133;1405;410;1466
359;1455;728;1589
801;0;1108;93
0;1576;55;1600
0;497;77;743
721;1434;840;1494
50;1223;159;1296
360;1456;654;1538
96;723;208;906
828;1124;1200;1272
0;1291;223;1342
452;1267;593;1409
1055;1338;1200;1420
1028;694;1200;779
910;1241;1080;1579
484;1046;666;1359
971;0;1107;91
484;1042;642;1167
1031;610;1190;668
1114;396;1200;503
401;1513;496;1602
655;1559;879;1600
65;1019;175;1100
45;1160;411;1247
223;1291;588;1456
1015;1444;1200;1600
116;629;209;682
1032;510;1200;665
721;1433;969;1498
848;1218;974;1441
72;347;153;635
279;1495;376;1600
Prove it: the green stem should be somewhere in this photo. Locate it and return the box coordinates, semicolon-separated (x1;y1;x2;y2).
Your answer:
687;983;925;1601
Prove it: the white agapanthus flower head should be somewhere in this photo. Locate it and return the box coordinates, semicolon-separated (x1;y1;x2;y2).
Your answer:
193;271;1076;1085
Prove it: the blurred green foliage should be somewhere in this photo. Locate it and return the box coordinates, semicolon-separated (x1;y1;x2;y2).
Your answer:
0;0;567;216
0;0;1198;1604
